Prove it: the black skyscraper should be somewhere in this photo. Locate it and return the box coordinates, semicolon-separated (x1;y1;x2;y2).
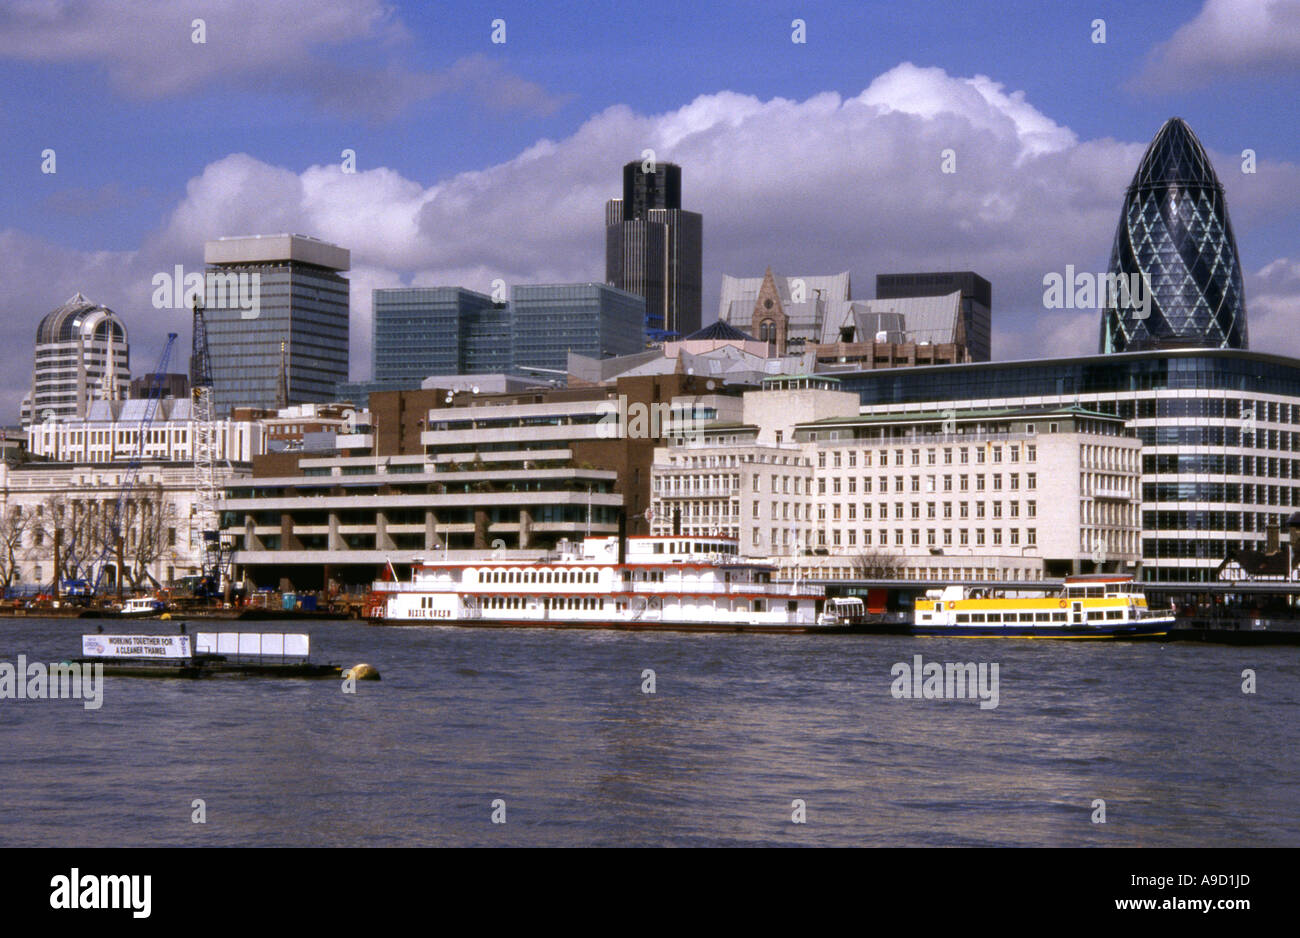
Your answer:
606;161;702;339
875;271;992;362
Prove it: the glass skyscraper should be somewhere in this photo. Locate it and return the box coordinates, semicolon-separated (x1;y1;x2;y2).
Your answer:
203;235;350;417
1100;117;1247;353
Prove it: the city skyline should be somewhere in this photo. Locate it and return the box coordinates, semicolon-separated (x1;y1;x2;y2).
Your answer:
1;0;1298;425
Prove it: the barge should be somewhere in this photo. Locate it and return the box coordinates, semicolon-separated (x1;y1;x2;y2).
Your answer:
70;631;346;678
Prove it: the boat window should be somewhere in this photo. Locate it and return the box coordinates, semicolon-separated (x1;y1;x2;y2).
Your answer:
956;614;970;623
1052;612;1067;622
1018;613;1034;622
1035;613;1050;622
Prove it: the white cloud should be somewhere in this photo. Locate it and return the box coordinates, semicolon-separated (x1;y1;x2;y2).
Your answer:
1246;258;1300;352
2;62;1298;420
0;0;566;120
1130;0;1300;93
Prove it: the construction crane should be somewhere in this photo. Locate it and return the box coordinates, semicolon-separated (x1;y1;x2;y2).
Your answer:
189;296;230;600
88;333;178;597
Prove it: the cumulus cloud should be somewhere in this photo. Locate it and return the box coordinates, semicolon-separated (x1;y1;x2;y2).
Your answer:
1130;0;1300;93
0;0;566;121
2;62;1297;421
1246;258;1300;352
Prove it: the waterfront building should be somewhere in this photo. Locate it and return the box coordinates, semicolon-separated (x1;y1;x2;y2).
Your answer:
605;161;703;338
25;293;130;427
828;349;1300;583
1100;117;1247;353
876;271;992;362
221;374;719;591
203;234;351;416
0;458;252;591
649;377;1140;581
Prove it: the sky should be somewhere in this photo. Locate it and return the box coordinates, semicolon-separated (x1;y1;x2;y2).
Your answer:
1;0;1298;423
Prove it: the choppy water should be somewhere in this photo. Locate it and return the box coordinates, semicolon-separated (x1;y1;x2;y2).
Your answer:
1;618;1297;846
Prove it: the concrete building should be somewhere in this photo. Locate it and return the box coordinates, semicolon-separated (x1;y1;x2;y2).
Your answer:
203;234;350;416
830;348;1300;583
25;397;262;464
0;459;252;593
25;293;130;427
649;377;1141;581
222;374;719;591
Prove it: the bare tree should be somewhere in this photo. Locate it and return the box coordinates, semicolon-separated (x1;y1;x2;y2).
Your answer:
853;550;905;579
35;494;112;584
0;504;33;590
120;484;180;588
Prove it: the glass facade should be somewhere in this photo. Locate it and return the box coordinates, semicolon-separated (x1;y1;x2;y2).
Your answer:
511;283;646;374
1100;117;1247;353
206;262;349;417
876;271;992;362
372;287;499;383
605;162;703;338
831;349;1300;583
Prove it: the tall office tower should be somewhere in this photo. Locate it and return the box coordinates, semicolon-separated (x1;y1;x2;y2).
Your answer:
1099;117;1247;353
372;287;503;383
27;293;130;426
511;283;646;374
605;161;703;339
875;271;992;362
203;234;350;416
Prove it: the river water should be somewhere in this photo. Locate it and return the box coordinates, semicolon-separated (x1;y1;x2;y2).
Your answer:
1;618;1296;846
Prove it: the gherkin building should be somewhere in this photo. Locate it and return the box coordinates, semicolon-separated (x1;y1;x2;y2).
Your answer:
1099;117;1247;353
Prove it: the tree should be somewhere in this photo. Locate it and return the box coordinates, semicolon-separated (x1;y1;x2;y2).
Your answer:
0;504;32;590
120;484;181;589
35;494;112;585
853;550;905;579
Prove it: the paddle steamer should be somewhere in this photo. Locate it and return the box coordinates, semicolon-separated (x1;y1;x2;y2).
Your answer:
365;535;848;633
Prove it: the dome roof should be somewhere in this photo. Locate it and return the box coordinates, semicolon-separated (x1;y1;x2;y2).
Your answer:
36;293;127;345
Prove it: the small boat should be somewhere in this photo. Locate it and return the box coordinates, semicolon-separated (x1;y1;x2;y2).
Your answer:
113;597;166;618
911;574;1173;639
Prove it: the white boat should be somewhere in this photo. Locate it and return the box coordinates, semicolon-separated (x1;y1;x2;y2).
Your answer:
365;535;841;633
911;574;1173;639
114;597;166;618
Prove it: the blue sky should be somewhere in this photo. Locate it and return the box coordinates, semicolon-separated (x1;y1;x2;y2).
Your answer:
1;0;1298;421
